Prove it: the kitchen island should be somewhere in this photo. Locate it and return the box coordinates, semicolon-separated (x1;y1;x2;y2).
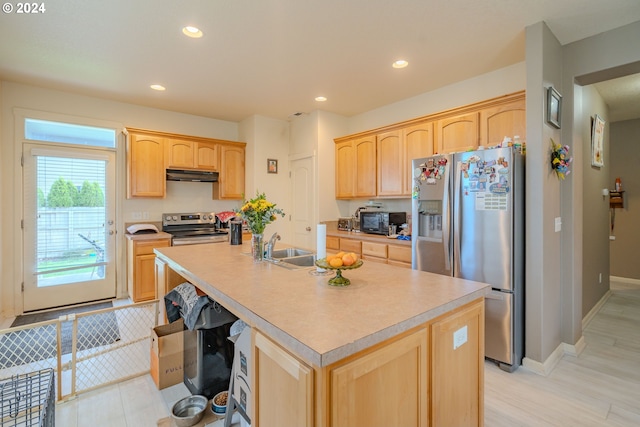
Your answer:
155;242;489;427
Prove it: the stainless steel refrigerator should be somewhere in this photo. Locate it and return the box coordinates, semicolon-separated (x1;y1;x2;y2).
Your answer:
411;146;524;372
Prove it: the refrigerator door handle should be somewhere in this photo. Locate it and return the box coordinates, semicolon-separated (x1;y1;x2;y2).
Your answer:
442;159;451;272
453;160;462;275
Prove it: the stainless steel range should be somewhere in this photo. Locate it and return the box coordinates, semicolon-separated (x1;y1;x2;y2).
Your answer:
162;212;228;246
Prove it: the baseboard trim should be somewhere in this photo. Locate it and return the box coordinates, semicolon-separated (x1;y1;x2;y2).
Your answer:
522;343;565;376
563;336;586;357
583;290;612;330
610;276;640;286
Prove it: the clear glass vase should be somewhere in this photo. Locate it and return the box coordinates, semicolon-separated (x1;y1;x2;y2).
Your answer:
251;233;264;262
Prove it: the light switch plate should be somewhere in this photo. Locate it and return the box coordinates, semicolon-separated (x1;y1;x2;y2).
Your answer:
554;217;562;232
453;325;468;350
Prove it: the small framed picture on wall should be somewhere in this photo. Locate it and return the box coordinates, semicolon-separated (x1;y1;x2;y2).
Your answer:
591;114;605;167
546;86;562;129
267;159;278;174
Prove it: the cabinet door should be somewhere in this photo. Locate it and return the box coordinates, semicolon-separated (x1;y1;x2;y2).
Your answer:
403;121;434;195
431;299;484;427
436;112;479;154
339;239;361;256
326;236;340;251
377;130;403;196
362;241;387;260
214;144;245;199
166;139;194;169
387;245;412;268
127;132;165;198
131;239;170;302
331;329;428;427
255;332;313;427
354;136;377;197
195;141;218;170
335;140;356;198
480;98;526;147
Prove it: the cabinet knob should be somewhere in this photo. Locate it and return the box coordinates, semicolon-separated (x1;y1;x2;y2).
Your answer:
306;226;311;231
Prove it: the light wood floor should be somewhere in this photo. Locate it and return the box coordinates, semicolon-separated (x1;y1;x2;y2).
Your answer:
52;284;640;426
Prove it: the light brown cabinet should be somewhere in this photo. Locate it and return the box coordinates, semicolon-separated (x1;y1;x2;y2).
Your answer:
127;238;171;302
213;143;245;200
127;130;166;198
166;139;219;171
331;328;428;427
479;97;526;147
376;130;403;197
335;136;376;199
361;241;388;263
436;111;480;154
252;298;484;427
334;92;525;198
254;331;314;427
328;234;411;268
127;127;244;199
430;299;484;426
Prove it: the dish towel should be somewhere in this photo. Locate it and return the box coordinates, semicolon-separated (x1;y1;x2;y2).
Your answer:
164;282;211;330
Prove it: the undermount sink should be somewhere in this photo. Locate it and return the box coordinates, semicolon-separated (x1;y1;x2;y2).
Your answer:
270;248;313;259
268;253;317;269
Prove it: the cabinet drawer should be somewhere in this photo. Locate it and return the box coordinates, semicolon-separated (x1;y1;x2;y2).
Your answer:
134;239;170;256
388;245;411;264
362;241;387;258
339;239;361;254
326;236;340;251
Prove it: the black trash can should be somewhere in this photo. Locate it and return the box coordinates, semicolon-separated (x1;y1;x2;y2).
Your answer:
182;298;237;399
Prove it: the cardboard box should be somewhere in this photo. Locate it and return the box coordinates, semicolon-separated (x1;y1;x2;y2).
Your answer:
150;318;184;390
231;326;252;422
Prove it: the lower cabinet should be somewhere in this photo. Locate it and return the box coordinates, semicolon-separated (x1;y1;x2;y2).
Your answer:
253;298;485;427
327;235;411;268
331;329;428;427
127;238;171;302
254;331;314;427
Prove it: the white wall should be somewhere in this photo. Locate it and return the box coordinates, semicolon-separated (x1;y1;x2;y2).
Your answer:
0;81;242;316
239;115;291;242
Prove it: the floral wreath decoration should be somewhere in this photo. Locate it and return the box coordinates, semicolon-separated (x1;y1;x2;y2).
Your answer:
550;139;572;180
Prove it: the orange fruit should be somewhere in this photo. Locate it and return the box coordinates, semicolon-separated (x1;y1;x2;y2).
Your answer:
341;254;355;266
329;257;344;268
336;251;345;258
348;252;358;262
326;254;336;263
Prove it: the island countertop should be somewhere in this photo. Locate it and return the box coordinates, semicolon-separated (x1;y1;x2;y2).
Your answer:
155;242;489;367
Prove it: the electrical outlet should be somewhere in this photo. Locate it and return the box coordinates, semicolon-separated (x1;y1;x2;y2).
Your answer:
142;211;149;220
132;211;142;220
554;217;562;232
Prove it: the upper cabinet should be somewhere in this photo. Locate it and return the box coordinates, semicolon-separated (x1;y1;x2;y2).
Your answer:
436;112;480;154
480;96;526;147
334;91;524;199
126;127;245;199
127;130;166;198
335;135;376;199
166;139;219;171
213;143;245;200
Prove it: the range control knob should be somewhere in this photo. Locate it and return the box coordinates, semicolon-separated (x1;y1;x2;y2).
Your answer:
172;215;178;221
165;216;172;221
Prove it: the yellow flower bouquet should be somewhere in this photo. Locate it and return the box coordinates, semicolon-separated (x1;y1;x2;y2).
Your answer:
235;191;285;235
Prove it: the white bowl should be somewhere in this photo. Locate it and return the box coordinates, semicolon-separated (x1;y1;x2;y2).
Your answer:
212;390;228;415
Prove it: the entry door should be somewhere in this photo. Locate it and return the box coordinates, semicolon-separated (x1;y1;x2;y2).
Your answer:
290;156;315;250
23;143;117;311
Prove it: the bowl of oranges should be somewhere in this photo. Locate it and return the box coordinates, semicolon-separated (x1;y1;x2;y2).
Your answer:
315;252;363;286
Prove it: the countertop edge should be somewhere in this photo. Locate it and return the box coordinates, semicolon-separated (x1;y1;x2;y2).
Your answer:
155;250;489;368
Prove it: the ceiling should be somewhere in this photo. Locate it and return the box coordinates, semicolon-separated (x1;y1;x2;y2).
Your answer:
1;0;639;122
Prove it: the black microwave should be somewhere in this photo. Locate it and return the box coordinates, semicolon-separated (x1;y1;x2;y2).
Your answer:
359;211;406;235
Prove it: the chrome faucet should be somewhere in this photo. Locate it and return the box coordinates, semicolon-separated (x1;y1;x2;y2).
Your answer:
266;232;281;259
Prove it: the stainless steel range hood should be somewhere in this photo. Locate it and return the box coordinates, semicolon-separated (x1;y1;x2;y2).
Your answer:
166;169;219;182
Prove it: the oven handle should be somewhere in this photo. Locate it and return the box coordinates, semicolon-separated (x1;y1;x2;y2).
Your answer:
172;237;227;246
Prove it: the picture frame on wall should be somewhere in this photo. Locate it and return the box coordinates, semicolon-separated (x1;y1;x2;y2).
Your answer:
267;158;278;174
546;86;562;129
591;114;605;167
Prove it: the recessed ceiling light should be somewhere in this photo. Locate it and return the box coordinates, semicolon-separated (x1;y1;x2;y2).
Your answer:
150;84;166;91
392;60;409;69
182;26;203;38
315;96;327;102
